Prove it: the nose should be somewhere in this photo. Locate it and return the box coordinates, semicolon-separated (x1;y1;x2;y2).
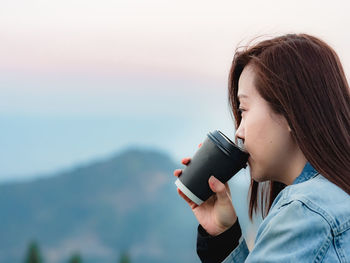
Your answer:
235;121;245;142
235;123;246;151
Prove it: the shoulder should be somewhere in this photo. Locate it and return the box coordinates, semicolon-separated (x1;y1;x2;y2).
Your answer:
259;197;330;237
247;175;350;261
273;174;350;235
251;197;332;261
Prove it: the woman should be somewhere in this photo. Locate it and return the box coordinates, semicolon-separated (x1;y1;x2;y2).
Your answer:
174;33;350;262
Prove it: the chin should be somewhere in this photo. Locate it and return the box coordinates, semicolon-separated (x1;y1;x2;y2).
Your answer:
253;176;269;183
249;165;270;183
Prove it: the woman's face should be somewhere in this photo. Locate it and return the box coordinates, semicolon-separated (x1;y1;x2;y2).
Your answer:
235;64;304;184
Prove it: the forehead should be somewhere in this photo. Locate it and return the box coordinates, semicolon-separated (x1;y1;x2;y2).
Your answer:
237;64;258;101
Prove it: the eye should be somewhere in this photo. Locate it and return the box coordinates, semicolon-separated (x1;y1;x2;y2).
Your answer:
238;108;246;115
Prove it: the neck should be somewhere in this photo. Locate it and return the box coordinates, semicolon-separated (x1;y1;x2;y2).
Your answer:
280;149;307;185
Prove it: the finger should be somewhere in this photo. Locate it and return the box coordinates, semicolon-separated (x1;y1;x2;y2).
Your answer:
177;188;192;204
181;157;191;165
208;176;231;203
173;169;182;177
177;188;198;209
224;182;231;197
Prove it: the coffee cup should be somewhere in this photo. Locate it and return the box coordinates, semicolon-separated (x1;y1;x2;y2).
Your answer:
175;130;249;205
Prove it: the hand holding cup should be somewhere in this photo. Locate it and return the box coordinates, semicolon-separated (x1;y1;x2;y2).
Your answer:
174;131;248;236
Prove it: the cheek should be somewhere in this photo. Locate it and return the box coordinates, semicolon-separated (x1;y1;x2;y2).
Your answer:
245;114;272;149
245;113;286;164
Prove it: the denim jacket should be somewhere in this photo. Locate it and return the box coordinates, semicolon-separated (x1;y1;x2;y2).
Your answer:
223;162;350;262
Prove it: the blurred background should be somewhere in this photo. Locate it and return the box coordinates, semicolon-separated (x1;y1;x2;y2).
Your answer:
1;0;349;262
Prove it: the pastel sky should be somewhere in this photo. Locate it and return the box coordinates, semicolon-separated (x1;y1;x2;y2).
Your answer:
1;0;350;182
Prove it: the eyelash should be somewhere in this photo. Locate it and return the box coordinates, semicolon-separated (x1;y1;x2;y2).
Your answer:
238;108;245;114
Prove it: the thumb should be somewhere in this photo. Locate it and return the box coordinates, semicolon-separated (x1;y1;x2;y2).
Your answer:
208;176;230;202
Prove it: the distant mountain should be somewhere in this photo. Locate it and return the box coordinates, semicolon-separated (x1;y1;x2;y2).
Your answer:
0;148;199;263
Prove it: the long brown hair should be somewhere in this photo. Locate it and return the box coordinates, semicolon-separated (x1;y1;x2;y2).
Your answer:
228;34;350;220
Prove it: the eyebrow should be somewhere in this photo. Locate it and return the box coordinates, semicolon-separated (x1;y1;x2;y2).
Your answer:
237;94;249;100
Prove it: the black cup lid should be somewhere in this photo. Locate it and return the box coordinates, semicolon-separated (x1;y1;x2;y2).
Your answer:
208;130;249;159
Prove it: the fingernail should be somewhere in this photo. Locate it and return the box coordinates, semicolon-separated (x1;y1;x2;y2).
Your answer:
182;157;190;164
209;175;216;182
209;176;216;189
174;169;181;176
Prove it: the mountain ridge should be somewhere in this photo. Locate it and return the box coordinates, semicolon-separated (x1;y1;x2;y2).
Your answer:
0;147;198;263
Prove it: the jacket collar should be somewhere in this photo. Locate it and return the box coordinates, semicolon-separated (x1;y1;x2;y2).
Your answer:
292;162;319;185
